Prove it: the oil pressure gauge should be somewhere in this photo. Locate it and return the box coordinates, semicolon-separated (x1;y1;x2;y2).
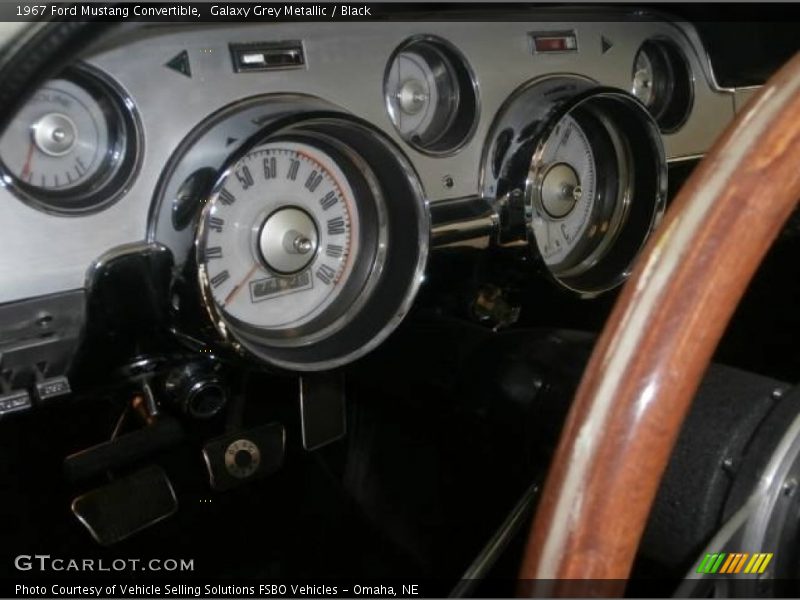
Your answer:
196;116;429;371
0;66;139;214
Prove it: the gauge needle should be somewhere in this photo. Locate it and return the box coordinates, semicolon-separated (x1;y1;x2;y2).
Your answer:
223;263;259;307
20;139;35;181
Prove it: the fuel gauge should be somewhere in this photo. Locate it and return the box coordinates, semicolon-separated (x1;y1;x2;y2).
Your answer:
0;66;139;214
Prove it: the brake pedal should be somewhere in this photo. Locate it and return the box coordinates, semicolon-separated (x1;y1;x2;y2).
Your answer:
71;465;178;546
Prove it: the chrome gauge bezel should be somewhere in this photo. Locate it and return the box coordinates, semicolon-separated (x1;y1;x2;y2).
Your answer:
632;38;695;133
384;35;480;156
0;63;141;215
149;94;340;247
484;76;667;297
480;74;597;198
526;109;629;279
195;113;430;372
523;89;667;296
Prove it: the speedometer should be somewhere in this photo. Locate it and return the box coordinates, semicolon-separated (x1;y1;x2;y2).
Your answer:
195;116;429;371
200;141;373;337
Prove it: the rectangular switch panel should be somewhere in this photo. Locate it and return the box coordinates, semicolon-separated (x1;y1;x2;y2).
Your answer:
230;41;305;72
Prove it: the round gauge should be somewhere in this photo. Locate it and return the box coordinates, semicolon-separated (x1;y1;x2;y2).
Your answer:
0;66;139;214
485;79;665;296
631;39;693;132
524;91;666;294
201;141;368;336
385;36;478;154
530;115;602;271
2;80;109;190
196;117;429;371
529;110;628;279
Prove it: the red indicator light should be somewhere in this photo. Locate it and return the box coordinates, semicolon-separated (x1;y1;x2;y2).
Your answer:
531;33;578;53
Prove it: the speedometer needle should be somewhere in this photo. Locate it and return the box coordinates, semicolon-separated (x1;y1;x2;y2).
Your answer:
223;263;259;307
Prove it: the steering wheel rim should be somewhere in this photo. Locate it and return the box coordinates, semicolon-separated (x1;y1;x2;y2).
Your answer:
518;51;800;593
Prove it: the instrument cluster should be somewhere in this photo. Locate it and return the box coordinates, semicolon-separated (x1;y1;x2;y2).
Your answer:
0;13;745;371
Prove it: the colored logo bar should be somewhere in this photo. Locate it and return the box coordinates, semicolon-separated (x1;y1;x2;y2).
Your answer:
697;553;773;575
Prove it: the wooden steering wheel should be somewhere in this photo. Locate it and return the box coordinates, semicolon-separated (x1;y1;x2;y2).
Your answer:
518;52;800;593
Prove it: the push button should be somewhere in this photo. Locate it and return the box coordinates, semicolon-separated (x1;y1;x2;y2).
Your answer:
0;390;32;417
35;376;71;402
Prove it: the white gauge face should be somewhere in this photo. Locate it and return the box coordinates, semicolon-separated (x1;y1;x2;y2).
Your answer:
531;115;598;270
200;141;360;333
0;78;110;191
508;87;664;295
386;49;450;140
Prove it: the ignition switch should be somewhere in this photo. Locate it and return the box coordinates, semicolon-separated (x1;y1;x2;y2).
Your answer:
164;360;227;419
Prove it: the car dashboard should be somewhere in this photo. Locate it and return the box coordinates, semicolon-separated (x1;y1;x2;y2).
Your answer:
2;14;741;294
6;7;800;595
0;11;757;394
